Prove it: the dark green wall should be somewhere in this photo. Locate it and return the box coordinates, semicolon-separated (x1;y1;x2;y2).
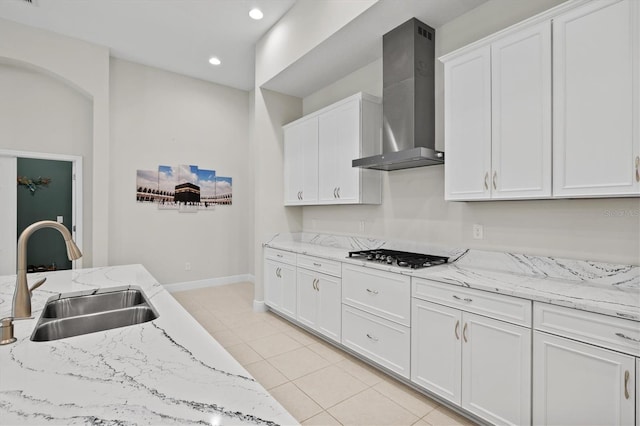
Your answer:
17;158;73;271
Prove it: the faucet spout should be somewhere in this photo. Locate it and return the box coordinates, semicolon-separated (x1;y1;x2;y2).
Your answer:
13;220;82;319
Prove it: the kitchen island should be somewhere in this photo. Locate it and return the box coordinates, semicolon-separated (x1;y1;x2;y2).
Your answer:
0;264;297;425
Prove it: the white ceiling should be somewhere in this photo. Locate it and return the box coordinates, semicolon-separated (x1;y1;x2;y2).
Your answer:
0;0;296;91
0;0;486;95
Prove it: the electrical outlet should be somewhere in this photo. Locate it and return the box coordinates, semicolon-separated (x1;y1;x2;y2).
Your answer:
185;262;191;271
472;224;484;240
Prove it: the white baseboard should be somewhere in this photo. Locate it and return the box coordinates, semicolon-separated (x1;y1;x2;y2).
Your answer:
253;300;268;312
164;274;255;293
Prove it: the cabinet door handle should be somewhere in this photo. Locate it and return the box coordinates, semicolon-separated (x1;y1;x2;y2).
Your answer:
316;279;320;291
366;333;378;342
452;295;473;303
337;187;340;198
275;267;280;278
635;156;639;182
312;278;317;291
462;322;468;343
615;332;640;343
366;288;379;295
624;370;630;399
484;172;489;190
333;187;337;198
454;320;460;340
492;171;497;190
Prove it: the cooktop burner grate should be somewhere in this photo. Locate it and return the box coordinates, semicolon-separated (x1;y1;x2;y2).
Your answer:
348;249;448;269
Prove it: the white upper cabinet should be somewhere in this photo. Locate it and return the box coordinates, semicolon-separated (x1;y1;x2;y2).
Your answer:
553;0;640;197
283;117;318;205
283;93;382;206
443;21;551;201
318;98;361;204
443;46;492;200
491;22;552;199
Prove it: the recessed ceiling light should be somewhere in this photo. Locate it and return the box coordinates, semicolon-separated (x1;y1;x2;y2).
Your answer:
249;8;263;20
208;57;221;66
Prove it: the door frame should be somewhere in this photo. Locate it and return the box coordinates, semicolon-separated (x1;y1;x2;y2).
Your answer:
0;149;83;270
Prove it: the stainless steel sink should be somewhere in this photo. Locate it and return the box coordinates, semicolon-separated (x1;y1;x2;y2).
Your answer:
31;286;159;341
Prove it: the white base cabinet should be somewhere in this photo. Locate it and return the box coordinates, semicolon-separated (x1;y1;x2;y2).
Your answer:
533;331;636;426
263;249;297;319
411;298;531;426
296;262;341;343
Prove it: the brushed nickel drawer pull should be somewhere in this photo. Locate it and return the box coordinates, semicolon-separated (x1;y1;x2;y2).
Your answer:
452;295;473;303
484;172;489;190
492;171;497;190
615;332;640;343
337;187;340;198
366;333;378;342
624;370;630;399
276;253;283;258
312;278;318;291
313;262;322;267
463;323;468;343
454;320;460;340
366;288;379;295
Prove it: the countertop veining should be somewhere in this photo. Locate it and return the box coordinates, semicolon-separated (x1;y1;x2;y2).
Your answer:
264;233;640;322
0;264;297;425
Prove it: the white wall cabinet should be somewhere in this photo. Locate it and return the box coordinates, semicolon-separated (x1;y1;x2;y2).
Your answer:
533;331;635;425
443;21;551;201
296;261;341;343
552;0;640;197
411;297;531;426
283;117;318;205
263;248;297;319
283;92;382;206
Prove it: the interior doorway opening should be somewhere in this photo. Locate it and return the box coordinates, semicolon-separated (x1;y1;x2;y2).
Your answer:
0;150;83;276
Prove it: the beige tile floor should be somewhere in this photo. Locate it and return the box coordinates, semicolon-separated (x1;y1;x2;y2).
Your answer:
171;282;476;426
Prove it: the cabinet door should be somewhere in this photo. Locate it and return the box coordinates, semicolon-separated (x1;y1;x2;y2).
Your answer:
315;273;341;342
296;268;318;329
318;99;361;204
444;46;492;200
462;313;531;426
553;0;640;197
284;118;319;205
533;331;635;426
491;21;552;199
411;299;462;405
279;263;297;320
264;260;296;319
264;259;283;310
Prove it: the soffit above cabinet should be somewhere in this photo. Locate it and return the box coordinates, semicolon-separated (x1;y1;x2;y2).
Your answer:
261;0;487;98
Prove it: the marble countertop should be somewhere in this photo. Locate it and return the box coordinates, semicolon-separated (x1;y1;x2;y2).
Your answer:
0;265;297;425
264;233;640;322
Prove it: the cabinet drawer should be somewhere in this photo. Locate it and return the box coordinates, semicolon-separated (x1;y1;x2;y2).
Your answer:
534;302;640;357
413;278;531;327
297;254;341;277
264;248;296;265
342;264;411;326
341;304;410;378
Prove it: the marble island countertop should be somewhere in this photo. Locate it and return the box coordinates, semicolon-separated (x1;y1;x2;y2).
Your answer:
264;233;640;322
0;264;297;425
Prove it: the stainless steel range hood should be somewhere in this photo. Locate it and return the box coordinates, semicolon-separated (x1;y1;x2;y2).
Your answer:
353;18;443;171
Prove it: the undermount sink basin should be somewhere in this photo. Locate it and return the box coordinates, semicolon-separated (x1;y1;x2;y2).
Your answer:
31;286;159;342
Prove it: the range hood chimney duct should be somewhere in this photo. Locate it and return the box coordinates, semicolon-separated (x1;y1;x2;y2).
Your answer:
352;18;443;171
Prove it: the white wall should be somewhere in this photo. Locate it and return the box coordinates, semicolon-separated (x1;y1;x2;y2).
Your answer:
109;58;252;284
297;0;640;265
0;18;110;267
0;63;93;268
255;0;377;86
